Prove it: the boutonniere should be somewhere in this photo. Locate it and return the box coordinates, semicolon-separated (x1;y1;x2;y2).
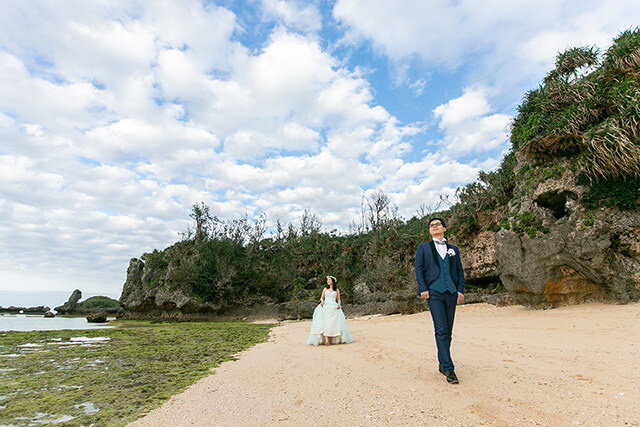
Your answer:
447;248;456;257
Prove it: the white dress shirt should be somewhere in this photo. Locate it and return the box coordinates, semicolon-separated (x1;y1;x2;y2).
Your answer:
433;238;447;259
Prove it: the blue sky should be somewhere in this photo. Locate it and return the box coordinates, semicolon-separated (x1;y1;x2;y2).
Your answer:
0;0;638;308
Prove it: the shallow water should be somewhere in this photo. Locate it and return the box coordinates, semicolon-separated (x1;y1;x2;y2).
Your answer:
0;314;114;331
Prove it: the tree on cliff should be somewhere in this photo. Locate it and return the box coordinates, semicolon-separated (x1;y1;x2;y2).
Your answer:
185;202;213;241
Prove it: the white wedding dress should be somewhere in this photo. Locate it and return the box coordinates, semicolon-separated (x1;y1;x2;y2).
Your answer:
306;290;353;345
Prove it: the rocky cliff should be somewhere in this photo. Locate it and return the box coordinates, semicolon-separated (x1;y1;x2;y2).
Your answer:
119;258;223;319
118;252;513;321
494;155;640;306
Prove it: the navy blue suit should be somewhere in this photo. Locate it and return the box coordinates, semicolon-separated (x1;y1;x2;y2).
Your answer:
415;241;465;296
415;240;465;371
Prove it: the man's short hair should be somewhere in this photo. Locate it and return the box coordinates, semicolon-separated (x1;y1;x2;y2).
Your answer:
428;217;446;228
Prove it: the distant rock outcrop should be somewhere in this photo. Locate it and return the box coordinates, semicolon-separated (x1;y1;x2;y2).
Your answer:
55;289;82;314
277;290;430;321
120;257;432;320
0;306;50;314
55;290;122;315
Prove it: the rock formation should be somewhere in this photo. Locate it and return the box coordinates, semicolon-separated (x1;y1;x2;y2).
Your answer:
86;313;108;323
117;160;638;319
495;156;640;306
0;306;50;314
55;289;82;314
119;258;223;320
55;290;122;315
118;251;513;321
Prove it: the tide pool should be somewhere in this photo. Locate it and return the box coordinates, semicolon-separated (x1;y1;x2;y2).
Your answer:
0;314;113;331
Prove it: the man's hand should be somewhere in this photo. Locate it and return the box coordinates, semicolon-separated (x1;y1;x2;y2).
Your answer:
420;291;429;300
457;292;465;304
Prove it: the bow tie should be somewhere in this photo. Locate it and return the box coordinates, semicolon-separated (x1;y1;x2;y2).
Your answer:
434;240;447;245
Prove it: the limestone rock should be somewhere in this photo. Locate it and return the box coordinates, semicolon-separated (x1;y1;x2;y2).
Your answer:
119;257;224;320
86;313;108;323
495;294;518;307
0;306;51;314
495;163;640;306
462;292;516;306
24;306;51;314
44;311;55;318
459;231;500;284
55;289;82;314
344;290;427;318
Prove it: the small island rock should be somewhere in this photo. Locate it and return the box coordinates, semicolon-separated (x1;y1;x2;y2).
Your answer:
86;313;108;323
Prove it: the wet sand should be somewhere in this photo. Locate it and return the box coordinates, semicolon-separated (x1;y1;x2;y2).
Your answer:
132;302;640;426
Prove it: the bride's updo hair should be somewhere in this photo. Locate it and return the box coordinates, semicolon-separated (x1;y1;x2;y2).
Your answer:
326;275;338;290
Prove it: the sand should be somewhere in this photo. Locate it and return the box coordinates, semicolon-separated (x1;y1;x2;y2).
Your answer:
131;302;640;426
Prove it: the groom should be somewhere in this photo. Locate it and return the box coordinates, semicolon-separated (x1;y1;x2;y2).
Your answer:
415;217;465;384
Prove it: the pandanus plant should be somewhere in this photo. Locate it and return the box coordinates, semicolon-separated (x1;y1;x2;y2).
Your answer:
511;27;640;183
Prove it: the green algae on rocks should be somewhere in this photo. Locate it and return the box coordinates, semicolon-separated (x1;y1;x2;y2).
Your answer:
0;321;273;426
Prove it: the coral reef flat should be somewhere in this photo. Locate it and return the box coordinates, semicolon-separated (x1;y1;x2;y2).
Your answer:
0;322;272;426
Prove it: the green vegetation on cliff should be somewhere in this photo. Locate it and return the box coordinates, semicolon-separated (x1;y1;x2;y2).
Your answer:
139;197;432;308
76;296;120;311
454;27;640;232
511;28;640;196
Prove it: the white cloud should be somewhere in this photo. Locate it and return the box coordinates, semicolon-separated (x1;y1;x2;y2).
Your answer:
433;89;491;128
0;155;66;205
433;87;510;156
333;0;640;90
82;118;220;162
0;52;104;131
261;0;322;34
409;78;427;96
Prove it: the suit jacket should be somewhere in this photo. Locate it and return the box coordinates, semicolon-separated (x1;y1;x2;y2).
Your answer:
415;240;465;296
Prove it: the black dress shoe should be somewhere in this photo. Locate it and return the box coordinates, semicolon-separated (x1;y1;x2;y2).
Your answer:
444;370;459;384
439;365;445;375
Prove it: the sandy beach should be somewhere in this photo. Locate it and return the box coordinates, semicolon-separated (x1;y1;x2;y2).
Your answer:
132;302;640;426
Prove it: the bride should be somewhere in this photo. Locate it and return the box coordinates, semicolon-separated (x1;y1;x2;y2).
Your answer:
307;275;353;345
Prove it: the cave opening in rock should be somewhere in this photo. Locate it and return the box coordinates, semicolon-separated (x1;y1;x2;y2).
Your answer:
535;191;574;219
465;276;503;292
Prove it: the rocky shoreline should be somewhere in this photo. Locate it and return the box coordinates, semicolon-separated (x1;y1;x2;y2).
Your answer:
0;306;51;315
117;289;518;322
1;290;122;319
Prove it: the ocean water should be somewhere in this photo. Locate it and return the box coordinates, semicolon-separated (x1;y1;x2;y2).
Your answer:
0;314;114;332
